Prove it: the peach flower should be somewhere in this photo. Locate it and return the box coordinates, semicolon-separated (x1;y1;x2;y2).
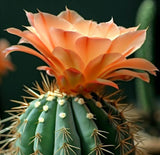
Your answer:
4;8;157;94
0;39;13;80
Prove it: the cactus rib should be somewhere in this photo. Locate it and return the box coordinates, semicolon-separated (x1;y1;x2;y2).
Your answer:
0;75;142;155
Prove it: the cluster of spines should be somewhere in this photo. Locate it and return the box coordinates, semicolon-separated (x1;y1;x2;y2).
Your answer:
0;76;144;155
0;91;106;154
88;91;144;155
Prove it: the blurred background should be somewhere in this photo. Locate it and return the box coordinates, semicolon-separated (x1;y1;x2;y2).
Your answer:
0;0;159;154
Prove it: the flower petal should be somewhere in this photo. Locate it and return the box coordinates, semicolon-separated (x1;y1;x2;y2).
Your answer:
4;45;61;75
101;58;158;78
37;66;56;77
32;11;74;51
74;20;97;36
29;11;55;51
57;75;69;91
4;45;47;62
90;78;119;89
34;10;73;31
76;36;111;63
96;19;120;39
7;28;65;73
58;8;84;24
84;53;124;81
7;28;50;54
106;69;150;82
25;10;35;26
119;26;139;34
24;11;74;51
108;30;146;56
63;68;85;89
52;47;85;71
50;28;81;51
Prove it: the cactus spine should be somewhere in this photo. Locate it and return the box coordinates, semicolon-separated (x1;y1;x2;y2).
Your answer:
0;76;141;155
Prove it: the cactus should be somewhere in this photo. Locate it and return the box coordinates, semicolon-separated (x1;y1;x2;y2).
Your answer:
0;8;157;155
135;0;156;113
0;75;140;155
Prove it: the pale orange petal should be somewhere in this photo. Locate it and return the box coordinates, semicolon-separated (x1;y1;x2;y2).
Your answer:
4;45;59;74
96;19;120;39
57;75;69;91
76;36;111;63
116;58;158;74
63;68;85;89
31;11;75;51
90;78;119;89
25;11;35;26
101;58;158;78
19;26;39;44
4;44;66;75
119;26;139;34
7;28;50;54
4;45;47;62
32;11;55;51
58;8;84;24
50;28;81;51
7;28;65;72
37;66;57;77
52;47;84;71
34;10;73;31
25;10;74;51
106;69;150;82
26;25;54;48
74;20;97;36
108;30;146;56
84;53;124;81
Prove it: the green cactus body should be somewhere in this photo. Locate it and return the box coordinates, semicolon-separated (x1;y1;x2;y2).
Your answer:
135;0;156;113
2;88;137;155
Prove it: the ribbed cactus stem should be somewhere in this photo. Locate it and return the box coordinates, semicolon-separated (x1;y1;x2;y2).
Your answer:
0;74;142;155
15;97;47;154
135;0;156;113
72;97;103;155
54;96;81;155
0;86;139;155
33;94;57;154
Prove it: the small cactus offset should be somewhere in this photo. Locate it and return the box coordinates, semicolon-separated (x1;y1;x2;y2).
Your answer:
0;76;139;155
135;0;156;113
0;8;157;155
